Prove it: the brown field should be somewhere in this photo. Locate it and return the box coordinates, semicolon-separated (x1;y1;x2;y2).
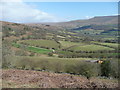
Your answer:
2;69;118;88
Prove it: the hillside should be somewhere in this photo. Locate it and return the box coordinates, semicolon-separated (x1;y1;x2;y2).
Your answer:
2;15;119;88
2;69;118;88
46;15;118;29
25;16;118;37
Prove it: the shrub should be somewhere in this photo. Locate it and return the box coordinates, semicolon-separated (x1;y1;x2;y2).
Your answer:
100;60;111;77
2;58;11;68
74;62;99;79
65;64;76;74
21;65;26;70
39;60;49;70
53;62;62;73
110;59;119;78
58;54;64;58
29;52;35;56
48;53;53;56
15;50;27;56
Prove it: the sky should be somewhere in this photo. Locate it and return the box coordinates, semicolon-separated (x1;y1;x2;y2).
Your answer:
0;0;118;23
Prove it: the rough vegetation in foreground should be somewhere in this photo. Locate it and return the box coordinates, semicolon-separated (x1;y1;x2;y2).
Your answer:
2;69;118;88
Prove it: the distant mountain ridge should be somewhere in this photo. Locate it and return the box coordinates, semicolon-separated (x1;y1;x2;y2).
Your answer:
51;15;118;29
1;15;118;31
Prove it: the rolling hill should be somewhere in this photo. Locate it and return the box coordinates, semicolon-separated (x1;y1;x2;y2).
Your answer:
46;15;118;29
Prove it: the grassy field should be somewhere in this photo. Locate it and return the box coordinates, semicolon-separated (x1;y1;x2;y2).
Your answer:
12;43;21;48
91;41;118;48
97;42;118;48
78;29;104;35
12;43;52;54
102;37;116;40
59;41;86;49
68;44;115;52
27;46;52;54
18;40;60;49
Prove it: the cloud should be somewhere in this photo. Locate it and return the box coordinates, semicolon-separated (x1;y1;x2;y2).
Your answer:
0;0;59;23
1;0;22;2
85;16;93;19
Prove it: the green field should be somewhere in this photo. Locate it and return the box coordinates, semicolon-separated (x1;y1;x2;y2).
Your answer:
78;29;104;35
18;40;60;49
98;43;118;48
59;41;86;49
12;43;21;48
91;41;118;48
68;44;115;52
12;43;52;54
102;37;116;40
27;46;52;54
110;53;120;56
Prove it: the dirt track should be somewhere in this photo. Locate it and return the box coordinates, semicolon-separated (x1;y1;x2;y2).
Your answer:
2;69;118;88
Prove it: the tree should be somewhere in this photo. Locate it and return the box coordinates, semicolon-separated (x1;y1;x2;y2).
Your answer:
74;62;98;80
100;60;111;77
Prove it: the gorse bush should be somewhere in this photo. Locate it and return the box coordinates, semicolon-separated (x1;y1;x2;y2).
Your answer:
100;59;119;78
81;63;98;79
53;62;63;73
3;55;118;79
110;59;119;78
100;60;111;77
65;62;100;79
39;60;50;70
48;53;53;56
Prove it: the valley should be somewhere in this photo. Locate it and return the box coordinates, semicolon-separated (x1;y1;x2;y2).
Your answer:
1;15;119;88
